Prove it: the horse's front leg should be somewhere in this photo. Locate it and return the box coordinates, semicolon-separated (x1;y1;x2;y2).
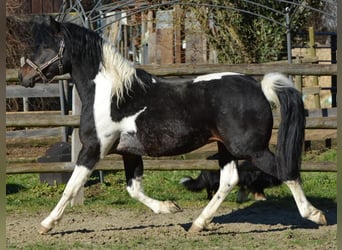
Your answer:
39;144;100;234
123;154;181;213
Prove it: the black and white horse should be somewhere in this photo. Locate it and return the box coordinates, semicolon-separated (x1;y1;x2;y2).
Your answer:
19;16;326;234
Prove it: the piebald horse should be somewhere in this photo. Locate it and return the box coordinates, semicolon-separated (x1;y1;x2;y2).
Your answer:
19;16;326;234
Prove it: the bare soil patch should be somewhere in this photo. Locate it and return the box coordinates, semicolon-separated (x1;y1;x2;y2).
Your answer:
7;200;336;249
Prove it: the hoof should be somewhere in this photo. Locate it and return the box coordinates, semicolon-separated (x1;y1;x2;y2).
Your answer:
308;209;327;225
315;211;327;225
164;201;182;213
188;223;203;233
38;224;52;235
319;215;328;225
253;192;267;201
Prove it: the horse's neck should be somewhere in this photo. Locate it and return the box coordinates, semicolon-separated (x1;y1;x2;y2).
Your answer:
71;77;96;106
67;35;150;107
68;46;101;101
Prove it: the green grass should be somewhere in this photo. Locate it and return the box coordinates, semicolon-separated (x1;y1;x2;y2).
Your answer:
6;167;337;214
302;147;337;162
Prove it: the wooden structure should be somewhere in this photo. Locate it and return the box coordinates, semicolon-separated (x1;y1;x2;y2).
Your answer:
20;0;63;14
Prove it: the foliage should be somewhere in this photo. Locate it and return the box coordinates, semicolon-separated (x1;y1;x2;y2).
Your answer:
6;0;26;68
182;0;328;63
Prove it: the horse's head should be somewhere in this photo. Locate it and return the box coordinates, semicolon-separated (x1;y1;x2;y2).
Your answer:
19;16;70;87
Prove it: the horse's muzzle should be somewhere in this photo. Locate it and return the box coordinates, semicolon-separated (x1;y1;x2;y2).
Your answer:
18;57;39;87
18;69;37;88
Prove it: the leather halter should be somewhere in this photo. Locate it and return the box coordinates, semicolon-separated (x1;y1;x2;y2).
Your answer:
25;40;65;83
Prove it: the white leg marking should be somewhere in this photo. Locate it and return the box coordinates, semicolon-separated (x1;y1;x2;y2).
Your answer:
285;179;327;225
189;161;239;232
39;165;92;234
127;177;181;214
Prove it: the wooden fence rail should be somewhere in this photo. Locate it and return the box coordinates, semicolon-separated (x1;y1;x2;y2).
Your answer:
6;63;337;82
6;84;61;98
5;112;337;129
138;63;337;77
6;159;337;174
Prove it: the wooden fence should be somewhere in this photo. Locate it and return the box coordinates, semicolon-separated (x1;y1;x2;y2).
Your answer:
7;63;337;174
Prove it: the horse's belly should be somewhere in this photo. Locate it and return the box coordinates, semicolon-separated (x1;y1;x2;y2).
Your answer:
137;129;211;157
114;132;146;155
110;131;207;157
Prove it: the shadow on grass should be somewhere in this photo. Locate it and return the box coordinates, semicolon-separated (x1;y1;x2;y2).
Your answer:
6;183;26;195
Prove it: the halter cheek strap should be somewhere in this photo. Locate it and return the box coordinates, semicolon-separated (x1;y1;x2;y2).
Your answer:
25;40;65;83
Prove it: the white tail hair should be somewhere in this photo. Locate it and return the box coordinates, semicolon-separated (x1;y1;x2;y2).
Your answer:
261;73;294;107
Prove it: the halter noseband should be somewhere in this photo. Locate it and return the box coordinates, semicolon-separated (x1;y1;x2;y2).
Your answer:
25;40;65;83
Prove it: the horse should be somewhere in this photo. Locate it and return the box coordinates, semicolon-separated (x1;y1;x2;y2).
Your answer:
18;16;326;234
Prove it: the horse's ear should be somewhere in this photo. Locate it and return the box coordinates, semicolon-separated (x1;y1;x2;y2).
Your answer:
32;15;46;25
32;15;60;33
48;16;61;34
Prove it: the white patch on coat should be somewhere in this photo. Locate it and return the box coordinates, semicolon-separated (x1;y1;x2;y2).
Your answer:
93;68;146;158
193;72;242;83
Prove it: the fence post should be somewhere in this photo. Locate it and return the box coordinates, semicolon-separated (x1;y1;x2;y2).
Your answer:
70;85;84;206
308;27;321;109
294;55;302;92
23;97;29;112
58;80;68;142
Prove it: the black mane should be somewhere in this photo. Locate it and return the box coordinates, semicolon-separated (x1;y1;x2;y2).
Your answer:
62;22;103;63
61;22;103;77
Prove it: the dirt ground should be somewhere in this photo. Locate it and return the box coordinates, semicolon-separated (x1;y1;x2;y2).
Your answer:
6;200;337;249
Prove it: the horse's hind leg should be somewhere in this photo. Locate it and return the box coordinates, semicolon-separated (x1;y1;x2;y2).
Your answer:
252;150;327;225
123;154;181;213
285;179;327;225
189;143;239;233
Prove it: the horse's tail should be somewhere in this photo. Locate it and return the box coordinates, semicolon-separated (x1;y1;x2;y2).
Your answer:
180;175;206;192
180;171;218;192
260;73;305;180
